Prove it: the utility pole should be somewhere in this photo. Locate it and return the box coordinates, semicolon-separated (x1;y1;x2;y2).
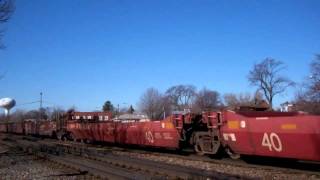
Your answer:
39;92;43;120
117;104;119;118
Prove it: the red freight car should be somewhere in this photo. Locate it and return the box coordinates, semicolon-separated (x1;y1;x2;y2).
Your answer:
219;110;320;161
65;111;112;141
66;114;180;149
41;110;320;162
0;122;7;133
6;122;13;133
4;121;24;134
13;121;24;134
24;119;36;135
24;119;57;137
38;120;56;137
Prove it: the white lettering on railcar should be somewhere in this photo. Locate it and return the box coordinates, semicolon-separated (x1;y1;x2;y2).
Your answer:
240;121;246;128
262;132;282;152
145;131;154;143
223;133;229;141
223;133;237;142
162;132;173;140
230;133;236;141
161;123;165;128
256;117;269;120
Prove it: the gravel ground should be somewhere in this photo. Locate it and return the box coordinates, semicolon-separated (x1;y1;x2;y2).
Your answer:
1;133;318;180
113;151;320;180
0;140;90;179
0;153;90;180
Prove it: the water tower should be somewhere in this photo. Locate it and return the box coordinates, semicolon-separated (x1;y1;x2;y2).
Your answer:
0;98;16;117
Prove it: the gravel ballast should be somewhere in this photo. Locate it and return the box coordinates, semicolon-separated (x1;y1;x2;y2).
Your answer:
0;136;88;180
112;151;320;180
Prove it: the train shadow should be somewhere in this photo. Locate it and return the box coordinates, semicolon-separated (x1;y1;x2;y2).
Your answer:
241;155;320;172
94;141;193;156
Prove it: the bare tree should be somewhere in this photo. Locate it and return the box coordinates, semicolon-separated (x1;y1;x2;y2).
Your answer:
295;55;320;114
224;93;252;109
8;109;25;121
0;0;14;49
294;91;320;114
165;85;196;110
308;54;320;101
49;107;65;121
193;88;222;112
248;58;294;109
224;91;266;110
139;88;166;119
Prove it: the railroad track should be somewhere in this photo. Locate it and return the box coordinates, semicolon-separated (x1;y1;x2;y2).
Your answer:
2;134;246;180
113;148;320;177
66;140;320;178
109;146;320;178
3;133;320;179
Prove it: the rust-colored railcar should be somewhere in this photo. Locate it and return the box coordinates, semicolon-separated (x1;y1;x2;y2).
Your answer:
3;109;318;162
219;110;320;161
13;121;24;134
5;121;24;134
0;122;7;133
24;120;36;135
66;110;320;162
38;120;56;137
67;119;180;149
24;119;57;137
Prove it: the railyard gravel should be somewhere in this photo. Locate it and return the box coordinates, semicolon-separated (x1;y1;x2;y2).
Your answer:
0;148;88;180
1;133;318;180
113;151;320;180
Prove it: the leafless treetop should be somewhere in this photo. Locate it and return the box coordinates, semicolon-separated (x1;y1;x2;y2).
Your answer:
193;88;221;113
0;0;14;48
307;55;320;100
248;58;294;109
165;85;196;110
0;0;13;23
139;88;165;119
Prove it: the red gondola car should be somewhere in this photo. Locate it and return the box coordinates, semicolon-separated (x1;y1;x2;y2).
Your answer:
66;112;180;149
219;110;320;161
38;120;56;137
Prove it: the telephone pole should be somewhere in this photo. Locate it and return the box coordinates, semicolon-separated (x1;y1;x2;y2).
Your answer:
39;92;43;120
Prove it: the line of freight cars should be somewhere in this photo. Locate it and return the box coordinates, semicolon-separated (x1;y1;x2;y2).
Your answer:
0;110;319;162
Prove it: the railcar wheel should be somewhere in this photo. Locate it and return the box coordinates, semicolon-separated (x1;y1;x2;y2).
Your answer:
84;139;92;144
226;147;240;159
51;131;57;139
61;135;67;141
56;132;64;141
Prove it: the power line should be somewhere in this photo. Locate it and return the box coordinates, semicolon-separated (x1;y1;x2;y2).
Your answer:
15;101;40;106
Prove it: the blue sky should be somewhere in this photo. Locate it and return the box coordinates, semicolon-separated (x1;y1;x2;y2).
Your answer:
0;0;319;112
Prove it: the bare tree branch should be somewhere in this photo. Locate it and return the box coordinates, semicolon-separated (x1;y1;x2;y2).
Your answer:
0;0;14;49
139;88;168;119
193;88;222;113
165;85;196;110
248;58;294;109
